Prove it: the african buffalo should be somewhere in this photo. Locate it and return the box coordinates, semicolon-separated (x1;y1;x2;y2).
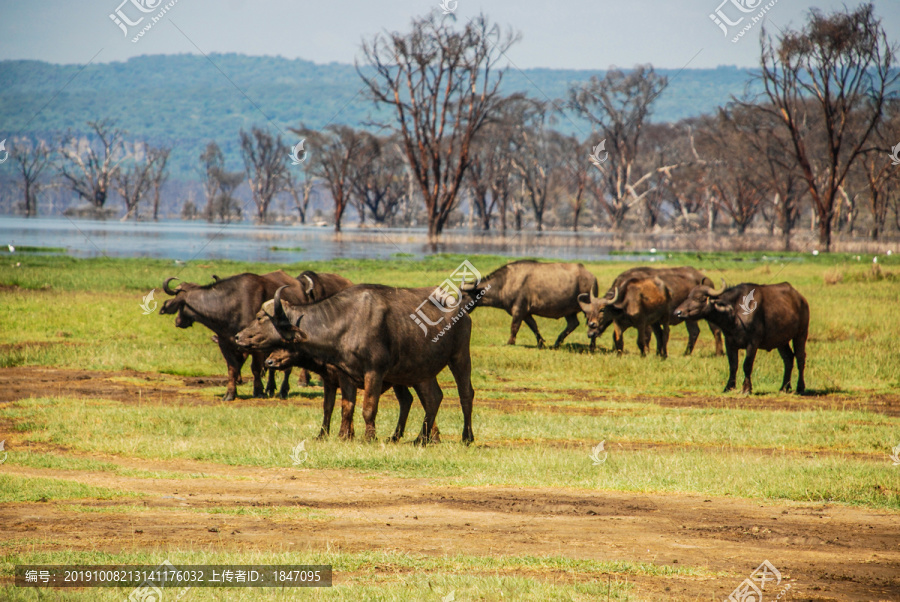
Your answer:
460;260;598;349
276;271;354;391
580;266;724;355
159;270;303;400
579;276;673;357
265;347;440;442
674;281;808;394
235;284;474;445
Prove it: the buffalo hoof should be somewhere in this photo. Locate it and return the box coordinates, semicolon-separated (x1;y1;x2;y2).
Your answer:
315;429;329;441
780;384;792;393
265;389;276;398
252;390;266;399
223;391;236;401
506;339;516;346
723;384;735;393
278;390;289;400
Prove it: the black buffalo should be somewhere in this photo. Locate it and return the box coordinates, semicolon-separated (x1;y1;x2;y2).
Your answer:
235;284;474;445
159;271;302;400
674;281;809;394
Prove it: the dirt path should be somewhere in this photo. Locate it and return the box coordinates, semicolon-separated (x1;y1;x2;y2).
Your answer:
1;450;898;600
3;366;899;416
1;367;899;600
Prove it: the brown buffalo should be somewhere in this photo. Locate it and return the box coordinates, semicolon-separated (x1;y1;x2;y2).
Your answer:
580;266;724;355
461;260;598;349
579;276;673;357
674;281;808;394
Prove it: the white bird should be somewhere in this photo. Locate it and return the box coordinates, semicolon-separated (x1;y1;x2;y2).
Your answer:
7;245;13;253
873;256;878;264
812;250;819;256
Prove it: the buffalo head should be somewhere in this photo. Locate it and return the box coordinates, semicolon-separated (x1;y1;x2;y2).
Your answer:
235;286;306;349
577;284;618;338
673;279;728;320
159;277;202;328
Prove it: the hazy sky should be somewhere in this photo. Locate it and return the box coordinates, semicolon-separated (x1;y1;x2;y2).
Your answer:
1;0;898;70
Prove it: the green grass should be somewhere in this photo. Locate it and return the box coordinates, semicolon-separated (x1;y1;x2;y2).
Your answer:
0;549;714;601
0;254;898;599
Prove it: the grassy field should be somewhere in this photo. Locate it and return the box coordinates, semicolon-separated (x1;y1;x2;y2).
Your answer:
1;251;899;600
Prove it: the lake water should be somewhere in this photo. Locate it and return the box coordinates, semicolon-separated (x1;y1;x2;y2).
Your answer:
0;216;658;263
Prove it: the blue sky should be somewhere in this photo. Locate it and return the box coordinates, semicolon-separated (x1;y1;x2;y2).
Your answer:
1;0;898;70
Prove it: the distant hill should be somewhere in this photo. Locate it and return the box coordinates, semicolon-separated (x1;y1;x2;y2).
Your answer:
0;54;757;181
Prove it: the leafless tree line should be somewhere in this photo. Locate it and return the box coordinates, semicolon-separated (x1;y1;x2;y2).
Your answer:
7;5;899;251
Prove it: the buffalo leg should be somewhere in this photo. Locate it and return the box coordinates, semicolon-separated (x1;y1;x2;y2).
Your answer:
449;349;475;445
612;324;626;354
218;343;246;401
724;340;739;392
741;344;758;395
318;375;338;439
651;322;669;359
636;323;650;357
523;316;547;349
250;352;266;398
414;377;445;446
589;334;597;352
552;314;580;349
278;367;292;400
297;368;311;387
777;345;794;393
337;377;357;439
710;323;725;356
264;368;277;398
684;320;700;355
361;372;384;441
390;386;415;443
794;333;807;394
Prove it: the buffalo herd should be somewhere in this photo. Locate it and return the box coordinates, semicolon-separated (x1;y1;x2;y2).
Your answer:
160;260;810;444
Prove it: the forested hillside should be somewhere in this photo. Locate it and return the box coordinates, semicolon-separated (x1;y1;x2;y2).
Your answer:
0;54;754;180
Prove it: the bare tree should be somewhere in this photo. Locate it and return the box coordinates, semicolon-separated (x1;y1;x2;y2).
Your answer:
60;119;127;209
240;127;289;223
292;125;368;232
199;142;243;223
568;66;670;230
283;158;316;224
350;135;406;224
8;137;53;217
113;142;156;220
359;11;519;240
751;4;898;250
148;146;170;221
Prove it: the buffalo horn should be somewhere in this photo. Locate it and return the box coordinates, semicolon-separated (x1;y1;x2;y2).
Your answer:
303;274;315;295
273;285;289;325
163;277;180;295
708;279;727;297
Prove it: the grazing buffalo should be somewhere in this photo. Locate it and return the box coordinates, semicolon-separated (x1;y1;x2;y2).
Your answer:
580;266;724;355
265;347;440;442
159;271;303;400
461;260;598;349
674;281;809;394
236;284;474;445
579;276;673;357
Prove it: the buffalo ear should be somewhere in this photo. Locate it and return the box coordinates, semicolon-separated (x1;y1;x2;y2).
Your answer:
577;293;592;314
290;314;308;341
712;300;733;315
